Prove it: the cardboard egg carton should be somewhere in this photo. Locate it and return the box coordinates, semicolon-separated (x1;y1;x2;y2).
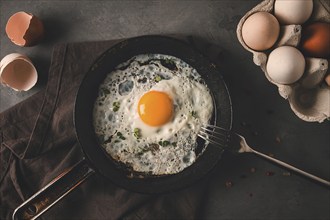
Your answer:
236;0;330;122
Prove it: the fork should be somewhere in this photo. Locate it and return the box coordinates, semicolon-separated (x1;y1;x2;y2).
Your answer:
198;124;330;187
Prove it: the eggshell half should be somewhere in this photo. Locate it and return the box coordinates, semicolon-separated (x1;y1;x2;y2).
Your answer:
0;53;38;91
5;11;44;47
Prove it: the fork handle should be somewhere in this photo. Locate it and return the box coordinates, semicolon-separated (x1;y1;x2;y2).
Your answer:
250;149;330;187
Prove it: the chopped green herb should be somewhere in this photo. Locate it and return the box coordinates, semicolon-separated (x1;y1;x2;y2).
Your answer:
114;140;121;143
163;141;170;146
155;75;163;82
165;59;175;65
133;128;141;139
171;142;177;147
104;137;112;144
113;101;120;112
137;146;150;156
102;88;111;95
159;140;171;147
117;132;126;140
190;111;197;118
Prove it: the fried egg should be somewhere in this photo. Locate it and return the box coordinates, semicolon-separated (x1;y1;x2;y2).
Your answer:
93;54;213;175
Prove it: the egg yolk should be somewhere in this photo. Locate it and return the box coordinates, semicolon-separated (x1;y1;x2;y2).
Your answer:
138;91;173;126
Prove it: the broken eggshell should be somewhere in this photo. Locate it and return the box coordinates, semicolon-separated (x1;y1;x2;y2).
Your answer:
0;53;38;91
236;0;330;122
5;11;44;47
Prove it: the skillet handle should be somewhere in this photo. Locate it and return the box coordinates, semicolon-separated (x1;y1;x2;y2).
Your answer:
12;159;95;220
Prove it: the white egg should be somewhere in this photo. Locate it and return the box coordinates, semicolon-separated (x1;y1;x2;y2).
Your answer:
266;46;305;85
93;54;213;175
274;0;313;25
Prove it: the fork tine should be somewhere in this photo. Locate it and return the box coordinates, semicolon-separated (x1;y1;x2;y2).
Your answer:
201;124;230;137
198;133;229;150
198;132;227;148
200;126;228;138
203;124;230;131
198;133;220;146
198;124;231;148
199;130;228;144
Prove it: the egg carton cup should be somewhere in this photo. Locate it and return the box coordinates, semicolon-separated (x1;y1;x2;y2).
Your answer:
237;0;330;122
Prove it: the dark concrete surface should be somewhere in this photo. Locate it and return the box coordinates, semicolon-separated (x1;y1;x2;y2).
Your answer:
1;1;329;219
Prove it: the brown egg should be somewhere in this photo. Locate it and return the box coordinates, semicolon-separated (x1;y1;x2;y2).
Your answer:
325;74;330;86
301;22;330;58
242;12;280;51
5;11;44;47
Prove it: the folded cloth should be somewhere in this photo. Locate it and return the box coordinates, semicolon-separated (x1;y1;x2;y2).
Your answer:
0;36;224;220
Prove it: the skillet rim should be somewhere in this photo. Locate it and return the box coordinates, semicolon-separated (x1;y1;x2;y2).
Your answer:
74;35;233;193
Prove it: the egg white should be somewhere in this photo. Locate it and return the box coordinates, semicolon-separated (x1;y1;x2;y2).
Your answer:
93;54;213;175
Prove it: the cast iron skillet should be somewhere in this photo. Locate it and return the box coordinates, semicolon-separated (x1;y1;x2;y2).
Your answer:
13;35;233;220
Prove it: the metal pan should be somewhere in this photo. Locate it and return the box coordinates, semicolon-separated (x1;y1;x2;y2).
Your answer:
12;35;233;220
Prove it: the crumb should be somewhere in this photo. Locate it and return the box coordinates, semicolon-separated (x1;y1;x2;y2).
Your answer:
275;136;281;143
226;180;233;188
266;171;275;176
282;172;291;176
250;167;256;173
